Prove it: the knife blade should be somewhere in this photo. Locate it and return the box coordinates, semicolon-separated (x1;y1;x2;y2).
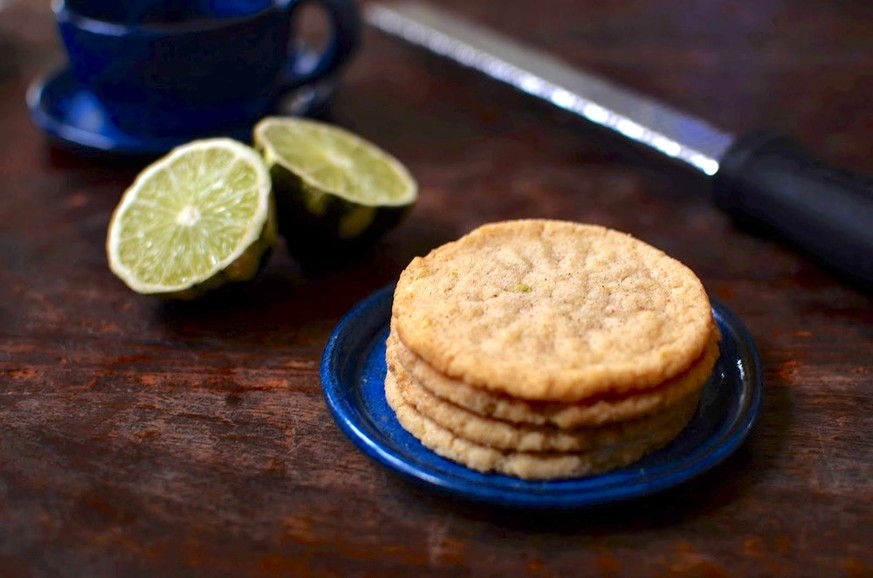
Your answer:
366;2;873;290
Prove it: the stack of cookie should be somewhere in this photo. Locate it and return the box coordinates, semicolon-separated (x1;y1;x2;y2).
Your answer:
385;219;719;480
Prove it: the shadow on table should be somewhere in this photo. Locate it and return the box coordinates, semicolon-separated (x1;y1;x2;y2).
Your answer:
150;210;460;344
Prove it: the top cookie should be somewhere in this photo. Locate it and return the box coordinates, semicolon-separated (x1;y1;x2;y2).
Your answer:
391;220;714;402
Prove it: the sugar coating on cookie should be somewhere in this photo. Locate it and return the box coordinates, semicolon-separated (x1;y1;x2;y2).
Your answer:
387;339;702;452
388;328;720;428
384;369;698;480
392;220;714;402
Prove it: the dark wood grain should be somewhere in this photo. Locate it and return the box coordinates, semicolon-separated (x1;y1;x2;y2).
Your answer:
2;1;872;576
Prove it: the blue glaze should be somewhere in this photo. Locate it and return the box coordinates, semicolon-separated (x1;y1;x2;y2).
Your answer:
27;59;335;155
321;285;764;509
62;0;274;24
47;0;359;138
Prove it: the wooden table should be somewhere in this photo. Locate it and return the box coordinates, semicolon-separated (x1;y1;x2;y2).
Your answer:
2;1;871;576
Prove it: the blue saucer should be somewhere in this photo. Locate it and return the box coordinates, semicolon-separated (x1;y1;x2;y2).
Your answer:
321;285;764;509
26;54;336;155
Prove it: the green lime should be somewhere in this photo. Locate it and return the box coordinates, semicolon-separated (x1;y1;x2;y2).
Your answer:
106;138;277;299
253;117;417;263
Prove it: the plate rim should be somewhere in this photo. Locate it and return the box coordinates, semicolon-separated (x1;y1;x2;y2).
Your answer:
321;284;764;509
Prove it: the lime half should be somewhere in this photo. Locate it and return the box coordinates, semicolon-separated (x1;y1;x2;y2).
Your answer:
253;117;417;263
106;138;277;299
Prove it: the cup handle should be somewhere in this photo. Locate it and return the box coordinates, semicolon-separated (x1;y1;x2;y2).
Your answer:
283;0;361;88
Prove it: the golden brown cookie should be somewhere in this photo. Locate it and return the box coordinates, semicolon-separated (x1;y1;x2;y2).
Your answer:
391;220;714;402
384;369;698;480
387;327;720;428
387;342;702;452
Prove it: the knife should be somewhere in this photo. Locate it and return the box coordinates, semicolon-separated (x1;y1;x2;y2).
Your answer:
365;2;873;289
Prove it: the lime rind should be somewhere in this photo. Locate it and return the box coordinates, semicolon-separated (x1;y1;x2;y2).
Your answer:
107;138;276;297
253;117;417;264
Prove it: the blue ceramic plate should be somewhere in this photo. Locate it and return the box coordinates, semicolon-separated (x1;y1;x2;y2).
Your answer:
26;50;335;156
322;285;763;509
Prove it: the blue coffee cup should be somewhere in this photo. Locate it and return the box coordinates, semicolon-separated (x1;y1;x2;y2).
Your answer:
53;0;360;137
61;0;275;23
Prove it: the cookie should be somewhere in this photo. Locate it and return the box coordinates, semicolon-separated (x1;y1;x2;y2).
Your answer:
385;219;718;480
388;327;720;428
387;341;702;452
391;220;714;402
384;369;698;480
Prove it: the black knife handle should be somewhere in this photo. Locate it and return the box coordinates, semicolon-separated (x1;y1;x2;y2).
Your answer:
713;130;873;289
